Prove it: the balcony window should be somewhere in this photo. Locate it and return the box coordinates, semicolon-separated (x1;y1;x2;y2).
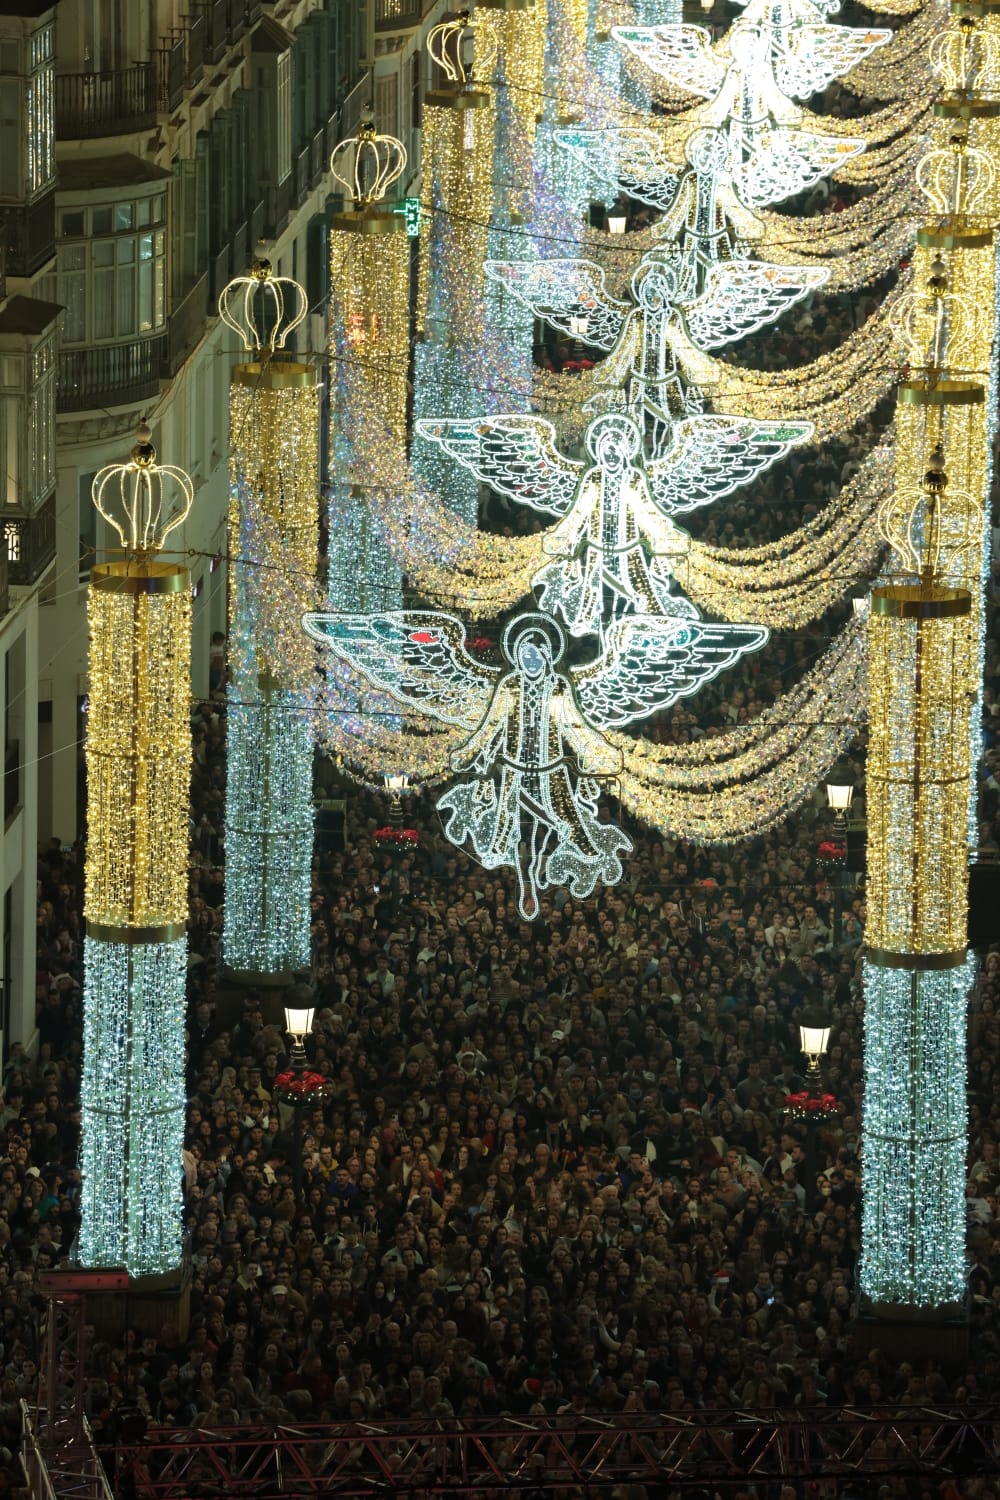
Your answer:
26;25;55;198
57;197;166;347
0;22;54;203
0;80;19;198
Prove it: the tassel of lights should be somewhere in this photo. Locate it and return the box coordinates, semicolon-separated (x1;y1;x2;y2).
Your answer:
860;0;1000;1315
329;121;410;609
80;426;193;1275
414;15;498;523
219;254;319;977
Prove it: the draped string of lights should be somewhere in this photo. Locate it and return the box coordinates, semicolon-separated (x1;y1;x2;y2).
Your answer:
222;255;319;979
608;620;867;836
80;425;192;1276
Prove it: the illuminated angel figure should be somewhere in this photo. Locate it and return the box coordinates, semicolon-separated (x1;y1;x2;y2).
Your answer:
553;127;771;300
612;21;872;205
415;409;797;642
484;253;820;458
304;609;766;917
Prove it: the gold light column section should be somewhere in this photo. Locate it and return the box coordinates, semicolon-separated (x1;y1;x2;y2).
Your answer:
229;363;320;587
866;585;972;962
417;96;496;341
85;564;192;935
330;222;410;447
490;0;546;221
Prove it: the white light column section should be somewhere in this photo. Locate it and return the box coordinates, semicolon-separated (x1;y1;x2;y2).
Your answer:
860;958;971;1307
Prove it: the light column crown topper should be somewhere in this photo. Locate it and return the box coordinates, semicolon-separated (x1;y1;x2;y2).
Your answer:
331;120;407;209
91;423;194;555
218;250;310;355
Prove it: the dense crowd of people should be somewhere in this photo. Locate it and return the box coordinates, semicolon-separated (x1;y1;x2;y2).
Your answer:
4;160;1000;1500
0;580;998;1490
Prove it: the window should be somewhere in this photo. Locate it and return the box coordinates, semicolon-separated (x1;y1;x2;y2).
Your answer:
79;472;97;583
276;51;291;183
375;75;398;141
25;22;54;196
0;79;20;198
171;156;205;297
56;196;167;347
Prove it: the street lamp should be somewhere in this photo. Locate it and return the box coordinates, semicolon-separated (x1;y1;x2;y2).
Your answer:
824;763;854;945
825;771;854;828
797;1008;833;1212
798;1013;832;1087
283;997;315;1202
384;772;410;826
284;1002;314;1069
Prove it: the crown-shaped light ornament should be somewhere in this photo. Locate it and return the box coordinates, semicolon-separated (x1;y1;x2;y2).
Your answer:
893;255;977;374
929;15;1000;102
916;127;995;221
877;446;981;585
427;11;498;104
218;248;309;354
91;423;194;557
331;119;407;208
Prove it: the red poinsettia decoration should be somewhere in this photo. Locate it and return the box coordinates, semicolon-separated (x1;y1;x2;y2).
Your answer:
274;1069;327;1097
817;841;846;861
785;1091;839;1117
372;825;419;847
465;636;494;653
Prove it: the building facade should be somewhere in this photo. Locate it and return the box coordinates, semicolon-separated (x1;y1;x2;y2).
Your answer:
0;0;446;1058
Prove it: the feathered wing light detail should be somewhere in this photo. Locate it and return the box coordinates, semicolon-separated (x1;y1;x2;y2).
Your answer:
736;129;865;206
682;261;830;348
612;23;725;96
414;416;582;516
646;415;814;515
482;260;629;351
572;614;769;728
775;23;892;99
302;611;495;728
553;128;681;214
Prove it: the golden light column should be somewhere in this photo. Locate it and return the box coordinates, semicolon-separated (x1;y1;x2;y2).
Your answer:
860;0;999;1318
80;425;194;1275
328;120;410;608
414;13;498;523
220;254;320;979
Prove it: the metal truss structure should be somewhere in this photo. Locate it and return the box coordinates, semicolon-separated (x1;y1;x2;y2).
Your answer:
98;1406;1000;1498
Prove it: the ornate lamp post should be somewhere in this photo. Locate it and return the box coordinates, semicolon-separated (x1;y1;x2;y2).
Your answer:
823;762;854;945
274;997;324;1204
787;1010;836;1213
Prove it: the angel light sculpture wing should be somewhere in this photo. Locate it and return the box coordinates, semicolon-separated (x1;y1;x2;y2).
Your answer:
553;127;681;214
571;613;769;728
681;260;829;347
612;23;725;98
481;261;629;351
302;611;496;728
304;609;632;919
774;22;891;98
646;414;814;516
413;416;582;514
